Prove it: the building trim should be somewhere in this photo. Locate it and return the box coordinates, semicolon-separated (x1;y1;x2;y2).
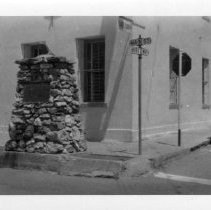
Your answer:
104;120;211;142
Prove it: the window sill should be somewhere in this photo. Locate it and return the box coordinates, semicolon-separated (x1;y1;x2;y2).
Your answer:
80;102;107;108
202;104;210;109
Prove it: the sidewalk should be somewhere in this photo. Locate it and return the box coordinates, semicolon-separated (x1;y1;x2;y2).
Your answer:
85;127;211;176
87;127;211;157
0;127;210;178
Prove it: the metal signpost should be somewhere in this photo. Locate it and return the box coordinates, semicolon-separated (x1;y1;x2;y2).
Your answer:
178;50;182;146
172;50;192;147
129;35;152;155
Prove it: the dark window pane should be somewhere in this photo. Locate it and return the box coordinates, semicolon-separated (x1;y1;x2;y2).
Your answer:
84;71;92;102
31;44;48;57
92;71;104;102
92;42;105;69
84;42;92;70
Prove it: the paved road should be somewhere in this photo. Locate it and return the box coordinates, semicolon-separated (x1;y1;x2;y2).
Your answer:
152;144;211;193
0;145;211;194
159;145;211;179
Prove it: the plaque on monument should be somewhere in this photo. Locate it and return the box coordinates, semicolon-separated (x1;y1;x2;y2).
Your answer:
23;82;50;103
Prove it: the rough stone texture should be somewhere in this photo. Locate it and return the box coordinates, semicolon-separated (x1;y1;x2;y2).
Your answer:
5;54;87;154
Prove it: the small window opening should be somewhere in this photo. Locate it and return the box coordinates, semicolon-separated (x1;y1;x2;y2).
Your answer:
21;42;49;58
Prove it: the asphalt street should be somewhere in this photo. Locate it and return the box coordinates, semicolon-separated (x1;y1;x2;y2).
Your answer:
0;145;211;194
159;145;211;179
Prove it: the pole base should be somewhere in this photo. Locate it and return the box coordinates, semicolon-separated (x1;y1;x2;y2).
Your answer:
178;129;181;146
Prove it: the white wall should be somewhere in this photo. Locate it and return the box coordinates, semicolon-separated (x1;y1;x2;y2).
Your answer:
131;16;211;139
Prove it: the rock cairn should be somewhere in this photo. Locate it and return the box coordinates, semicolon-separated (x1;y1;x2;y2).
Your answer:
5;54;87;154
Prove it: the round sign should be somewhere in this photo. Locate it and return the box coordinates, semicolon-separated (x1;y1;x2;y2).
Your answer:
173;53;192;76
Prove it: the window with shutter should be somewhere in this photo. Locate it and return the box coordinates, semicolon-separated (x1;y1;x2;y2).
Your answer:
202;58;210;108
169;46;179;109
83;38;105;102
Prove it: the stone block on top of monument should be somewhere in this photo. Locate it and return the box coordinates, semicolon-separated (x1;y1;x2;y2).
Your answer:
5;54;86;154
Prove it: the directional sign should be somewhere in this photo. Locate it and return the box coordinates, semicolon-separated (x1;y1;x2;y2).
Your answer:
130;46;140;54
141;37;152;45
130;39;139;46
140;48;149;56
130;46;149;56
130;37;152;46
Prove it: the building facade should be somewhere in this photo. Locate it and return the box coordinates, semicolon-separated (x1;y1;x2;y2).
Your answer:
0;16;211;143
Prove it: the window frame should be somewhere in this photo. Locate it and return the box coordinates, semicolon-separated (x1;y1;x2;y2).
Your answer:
202;57;210;109
76;36;106;106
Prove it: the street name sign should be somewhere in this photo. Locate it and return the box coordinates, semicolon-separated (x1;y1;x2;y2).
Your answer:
141;37;152;45
130;39;139;46
130;46;139;54
130;46;149;56
140;48;149;56
129;37;152;46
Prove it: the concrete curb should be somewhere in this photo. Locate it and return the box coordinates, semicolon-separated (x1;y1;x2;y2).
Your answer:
0;150;125;179
149;138;211;169
0;138;210;179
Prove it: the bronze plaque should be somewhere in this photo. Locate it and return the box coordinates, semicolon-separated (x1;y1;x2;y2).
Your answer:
23;82;50;103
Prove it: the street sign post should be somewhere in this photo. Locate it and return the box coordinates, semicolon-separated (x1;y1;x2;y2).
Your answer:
172;51;192;147
178;50;182;147
129;35;151;155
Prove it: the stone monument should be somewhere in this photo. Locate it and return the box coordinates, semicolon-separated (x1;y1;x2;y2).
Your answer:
5;54;87;154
